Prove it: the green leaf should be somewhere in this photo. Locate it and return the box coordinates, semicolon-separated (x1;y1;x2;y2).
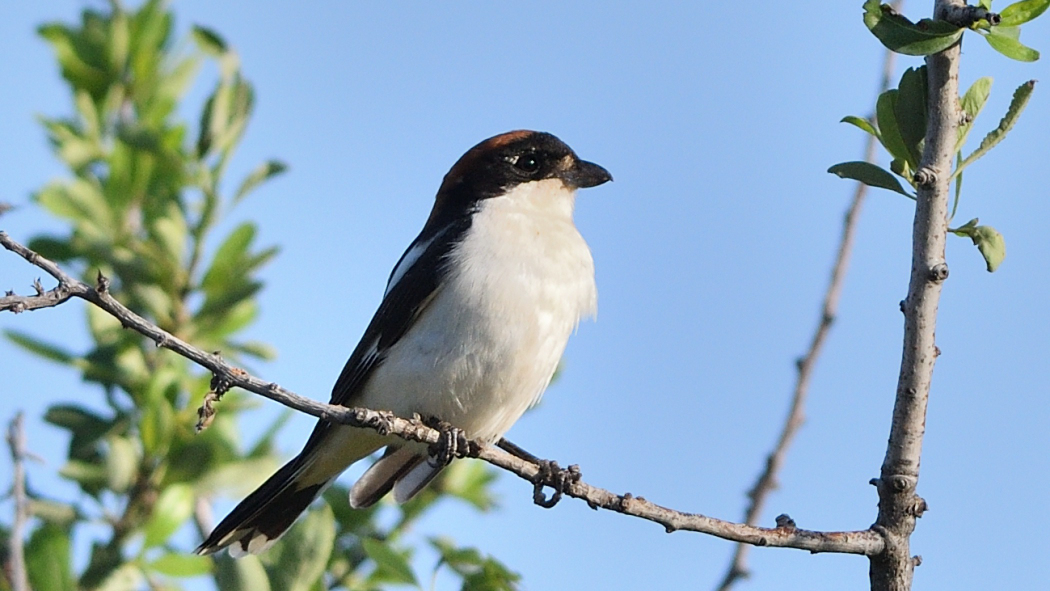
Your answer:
149;201;188;266
828;161;914;197
59;459;108;490
27;235;76;261
441;460;499;511
44;404;115;459
201;222;256;295
148;553;212;578
430;537;521;591
863;0;964;55
876;90;915;166
194;455;280;497
952;219;1006;271
983;26;1040;61
265;504;337;591
952;153;964;220
1000;0;1050;26
192;25;228;56
28;498;78;526
214;554;272;591
362;537;419;587
34;179;111;227
233;160;288;204
94;562;144;591
105;435;139;493
5;330;78;365
955;80;1036;177
26;523;75;591
108;10;129;73
840;115;880;138
37;23;110;96
972;225;1006;272
894;66;928;166
958;77;993;151
142;483;194;548
75;90;100;138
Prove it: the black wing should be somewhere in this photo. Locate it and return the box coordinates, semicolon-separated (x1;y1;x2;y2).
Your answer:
299;217;471;450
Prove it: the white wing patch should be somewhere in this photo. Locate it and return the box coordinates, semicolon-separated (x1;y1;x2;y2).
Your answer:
385;232;440;296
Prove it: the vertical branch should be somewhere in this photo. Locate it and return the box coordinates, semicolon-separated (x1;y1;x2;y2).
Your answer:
712;30;899;591
6;413;30;591
870;1;965;589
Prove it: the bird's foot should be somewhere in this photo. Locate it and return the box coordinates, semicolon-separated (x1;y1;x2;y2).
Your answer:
532;460;582;509
424;417;470;466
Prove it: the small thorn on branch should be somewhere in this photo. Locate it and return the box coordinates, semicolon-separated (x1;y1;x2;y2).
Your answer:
928;263;949;282
775;514;797;531
914;168;937;188
95;270;110;293
32;278;44;296
909;496;929;518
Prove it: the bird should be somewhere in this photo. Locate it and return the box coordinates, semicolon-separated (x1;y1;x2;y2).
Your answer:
196;130;611;557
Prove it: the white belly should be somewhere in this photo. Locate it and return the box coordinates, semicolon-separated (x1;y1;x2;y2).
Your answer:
356;179;596;442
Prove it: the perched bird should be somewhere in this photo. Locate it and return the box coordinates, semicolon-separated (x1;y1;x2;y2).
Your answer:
196;130;611;556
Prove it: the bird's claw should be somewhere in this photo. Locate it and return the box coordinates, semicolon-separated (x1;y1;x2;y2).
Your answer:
532;460;581;509
424;417;470;466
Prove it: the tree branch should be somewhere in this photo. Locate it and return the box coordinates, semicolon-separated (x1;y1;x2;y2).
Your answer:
869;2;963;589
6;412;30;591
713;29;900;591
0;229;885;557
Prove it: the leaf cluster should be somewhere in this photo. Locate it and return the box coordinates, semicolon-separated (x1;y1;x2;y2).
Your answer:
862;0;1046;60
829;1;1042;272
2;2;513;591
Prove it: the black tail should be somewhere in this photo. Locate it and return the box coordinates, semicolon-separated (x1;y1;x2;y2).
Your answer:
195;456;326;557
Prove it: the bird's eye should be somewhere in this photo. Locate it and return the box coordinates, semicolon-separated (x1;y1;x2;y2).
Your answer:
510;153;541;175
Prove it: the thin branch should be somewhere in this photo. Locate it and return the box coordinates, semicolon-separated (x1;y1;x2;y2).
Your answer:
869;1;963;589
1;281;77;314
713;32;900;591
6;412;30;591
0;230;885;557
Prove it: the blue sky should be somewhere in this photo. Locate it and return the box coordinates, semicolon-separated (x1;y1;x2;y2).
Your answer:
2;2;1048;590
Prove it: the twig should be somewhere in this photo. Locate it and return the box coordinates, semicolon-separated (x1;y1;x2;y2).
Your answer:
869;2;963;589
6;413;30;591
713;16;900;591
0;230;885;556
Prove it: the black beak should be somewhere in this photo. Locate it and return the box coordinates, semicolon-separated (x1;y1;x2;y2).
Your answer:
565;159;613;189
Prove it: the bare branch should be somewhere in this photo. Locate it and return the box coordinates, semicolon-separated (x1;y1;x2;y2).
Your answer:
6;413;30;591
1;281;77;314
0;229;886;557
713;17;901;591
870;2;964;589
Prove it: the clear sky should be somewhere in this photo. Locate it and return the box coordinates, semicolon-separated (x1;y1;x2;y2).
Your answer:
2;2;1048;590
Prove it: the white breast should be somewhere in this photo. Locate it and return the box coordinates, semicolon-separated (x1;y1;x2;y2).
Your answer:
357;179;596;442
